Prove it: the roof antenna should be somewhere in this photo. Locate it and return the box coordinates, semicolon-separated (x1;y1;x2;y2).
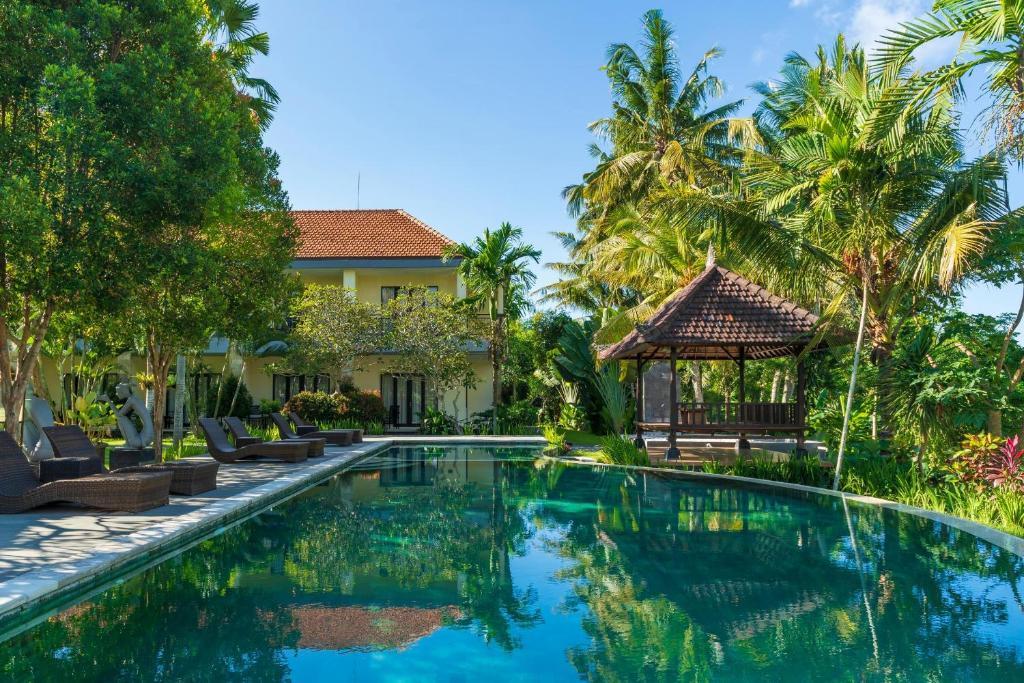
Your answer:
706;242;716;269
356;172;361;209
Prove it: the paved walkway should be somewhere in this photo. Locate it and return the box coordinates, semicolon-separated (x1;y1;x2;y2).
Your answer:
0;440;393;618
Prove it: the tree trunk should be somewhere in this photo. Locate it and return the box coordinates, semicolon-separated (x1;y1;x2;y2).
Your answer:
172;354;186;451
228;358;247;417
690;362;704;403
833;273;871;491
769;369;782;403
211;340;233;418
0;304;54;440
151;371;167;462
147;333;174;463
781;370;793;402
989;267;1024;436
491;315;504;432
144;355;154;411
987;409;1003;437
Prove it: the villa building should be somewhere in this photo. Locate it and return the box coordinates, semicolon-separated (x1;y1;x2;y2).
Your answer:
243;209;493;427
37;209;493;431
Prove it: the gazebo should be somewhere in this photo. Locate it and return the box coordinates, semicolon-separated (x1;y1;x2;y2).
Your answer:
599;260;830;459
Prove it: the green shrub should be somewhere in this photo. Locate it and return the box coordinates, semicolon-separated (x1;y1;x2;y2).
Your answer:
597;435;649;466
498;399;538;428
284;391;344;423
347;390;386;424
542;424;568;454
421;407;457;435
205;375;253;418
258;398;282;415
594;363;629;434
557;403;588;432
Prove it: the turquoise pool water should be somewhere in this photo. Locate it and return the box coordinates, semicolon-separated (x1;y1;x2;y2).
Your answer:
1;445;1023;681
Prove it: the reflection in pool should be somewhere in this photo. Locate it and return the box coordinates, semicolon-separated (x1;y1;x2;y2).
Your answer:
1;445;1022;681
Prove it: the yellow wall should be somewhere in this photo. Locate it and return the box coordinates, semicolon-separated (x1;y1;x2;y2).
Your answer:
32;262;494;424
290;266;460;303
239;352;491;420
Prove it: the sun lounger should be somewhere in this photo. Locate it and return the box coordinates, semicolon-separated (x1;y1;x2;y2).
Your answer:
224;416;325;457
271;412;354;447
43;425;219;495
0;431;171;513
290;413;363;443
198;418;309;463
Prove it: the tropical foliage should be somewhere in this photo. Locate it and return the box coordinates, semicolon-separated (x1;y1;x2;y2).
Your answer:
0;0;296;462
444;222;541;423
549;8;1024;509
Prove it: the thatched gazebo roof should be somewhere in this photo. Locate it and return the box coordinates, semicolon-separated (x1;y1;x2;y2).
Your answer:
598;264;824;362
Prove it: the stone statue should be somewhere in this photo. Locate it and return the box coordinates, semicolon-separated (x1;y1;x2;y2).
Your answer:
23;385;55;461
115;381;155;450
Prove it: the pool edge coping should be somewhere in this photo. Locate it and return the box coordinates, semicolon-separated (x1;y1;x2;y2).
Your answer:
552;456;1024;559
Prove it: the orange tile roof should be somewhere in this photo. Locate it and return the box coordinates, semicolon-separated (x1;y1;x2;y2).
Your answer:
291;209;455;259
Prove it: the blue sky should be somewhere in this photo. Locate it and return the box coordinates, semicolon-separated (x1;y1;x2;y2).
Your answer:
256;0;1018;318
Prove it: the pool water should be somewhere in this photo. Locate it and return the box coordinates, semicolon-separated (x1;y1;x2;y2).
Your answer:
2;445;1023;681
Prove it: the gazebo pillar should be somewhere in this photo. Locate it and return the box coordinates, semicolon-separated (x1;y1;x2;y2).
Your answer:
737;346;746;403
634;359;645;448
795;358;807;455
737;346;750;452
667;347;680;460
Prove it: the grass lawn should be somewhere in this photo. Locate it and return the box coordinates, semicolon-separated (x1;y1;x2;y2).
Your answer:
100;435;208;463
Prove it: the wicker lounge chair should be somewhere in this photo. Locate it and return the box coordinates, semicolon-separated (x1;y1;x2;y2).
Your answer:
0;431;172;513
290;413;363;443
272;412;354;446
224;417;326;457
43;425;220;496
199;418;309;463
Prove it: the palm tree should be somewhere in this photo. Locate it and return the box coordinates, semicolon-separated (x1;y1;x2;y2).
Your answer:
443;223;540;427
203;0;280;127
875;0;1024;158
538;227;640;316
661;36;1005;486
563;9;749;218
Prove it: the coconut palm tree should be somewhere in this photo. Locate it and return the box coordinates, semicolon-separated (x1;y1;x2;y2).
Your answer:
874;0;1024;158
204;0;280;127
538;227;640;316
563;9;749;218
443;223;540;426
660;36;1006;486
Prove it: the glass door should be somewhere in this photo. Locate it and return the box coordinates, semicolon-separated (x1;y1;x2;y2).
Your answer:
381;374;427;427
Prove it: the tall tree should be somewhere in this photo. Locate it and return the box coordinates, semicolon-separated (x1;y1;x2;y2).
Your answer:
444;223;540;424
876;0;1024;159
129;120;295;461
202;0;280;127
0;1;231;438
286;284;385;382
665;37;1005;483
563;9;748;220
382;287;484;417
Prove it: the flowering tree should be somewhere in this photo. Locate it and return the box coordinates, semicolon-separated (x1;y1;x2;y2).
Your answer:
382;288;484;412
286;284;385;380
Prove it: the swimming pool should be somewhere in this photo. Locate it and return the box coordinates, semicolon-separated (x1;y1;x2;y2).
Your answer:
1;445;1022;681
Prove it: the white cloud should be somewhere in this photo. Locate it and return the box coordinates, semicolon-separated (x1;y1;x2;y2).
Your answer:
795;0;958;66
788;0;845;27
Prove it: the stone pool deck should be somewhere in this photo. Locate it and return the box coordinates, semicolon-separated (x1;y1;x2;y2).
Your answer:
0;436;544;622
